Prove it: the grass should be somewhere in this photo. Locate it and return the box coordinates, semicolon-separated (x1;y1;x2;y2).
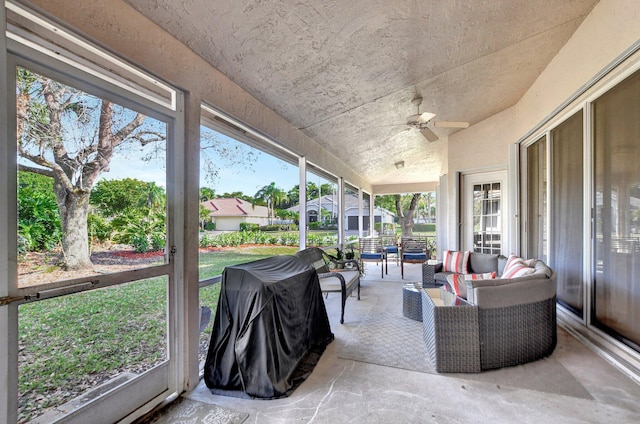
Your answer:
18;245;298;423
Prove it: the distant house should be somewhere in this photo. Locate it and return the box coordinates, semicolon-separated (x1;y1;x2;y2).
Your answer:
287;193;395;232
201;198;270;231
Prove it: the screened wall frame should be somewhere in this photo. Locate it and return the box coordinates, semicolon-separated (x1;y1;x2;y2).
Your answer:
200;102;299;169
2;2;188;421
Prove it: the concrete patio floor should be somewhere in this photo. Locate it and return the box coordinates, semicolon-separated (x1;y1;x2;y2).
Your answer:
157;260;640;423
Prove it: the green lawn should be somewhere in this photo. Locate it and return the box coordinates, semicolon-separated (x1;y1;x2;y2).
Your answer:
18;245;298;423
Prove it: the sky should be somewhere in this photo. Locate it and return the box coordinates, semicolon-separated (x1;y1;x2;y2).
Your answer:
100;126;304;198
205;153;300;196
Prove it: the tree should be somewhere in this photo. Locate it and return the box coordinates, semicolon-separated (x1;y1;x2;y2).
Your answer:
395;193;422;236
254;182;287;224
17;68;164;270
376;193;422;236
91;178;152;217
306;182;319;200
200;187;216;202
200;125;260;187
137;182;166;210
200;204;212;229
287;185;300;206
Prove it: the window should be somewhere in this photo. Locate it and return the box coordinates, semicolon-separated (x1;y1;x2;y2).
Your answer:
472;182;502;254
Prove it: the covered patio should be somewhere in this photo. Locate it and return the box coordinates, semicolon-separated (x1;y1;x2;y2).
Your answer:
158;262;640;423
3;1;640;423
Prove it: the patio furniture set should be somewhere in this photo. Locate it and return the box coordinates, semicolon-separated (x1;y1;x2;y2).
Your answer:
406;251;557;373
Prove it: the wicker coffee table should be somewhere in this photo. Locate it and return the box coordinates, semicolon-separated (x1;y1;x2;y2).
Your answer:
421;288;481;373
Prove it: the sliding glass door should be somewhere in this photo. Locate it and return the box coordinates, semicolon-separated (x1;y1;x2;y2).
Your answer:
550;111;584;316
593;68;640;349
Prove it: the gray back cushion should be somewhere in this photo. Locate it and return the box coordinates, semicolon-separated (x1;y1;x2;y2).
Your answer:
469;253;499;274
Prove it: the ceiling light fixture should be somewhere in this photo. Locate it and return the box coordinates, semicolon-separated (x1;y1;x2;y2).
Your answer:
395;160;405;169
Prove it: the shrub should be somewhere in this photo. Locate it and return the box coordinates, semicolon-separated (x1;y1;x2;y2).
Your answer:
204;222;216;231
132;234;149;253
259;224;281;232
87;213;112;242
240;222;259;232
308;222;321;230
150;233;165;251
412;223;436;232
281;233;299;246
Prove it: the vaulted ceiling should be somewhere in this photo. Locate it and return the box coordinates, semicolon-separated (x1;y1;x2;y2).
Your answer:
124;0;599;187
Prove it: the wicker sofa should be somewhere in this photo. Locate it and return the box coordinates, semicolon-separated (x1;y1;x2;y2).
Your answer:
429;252;557;371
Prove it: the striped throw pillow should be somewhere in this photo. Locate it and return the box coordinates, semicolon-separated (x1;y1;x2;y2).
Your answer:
442;250;471;274
502;255;536;279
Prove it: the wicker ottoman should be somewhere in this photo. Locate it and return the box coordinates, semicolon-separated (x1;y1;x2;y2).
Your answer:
422;288;481;373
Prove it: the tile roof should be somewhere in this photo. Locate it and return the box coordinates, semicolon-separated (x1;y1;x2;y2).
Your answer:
201;198;269;217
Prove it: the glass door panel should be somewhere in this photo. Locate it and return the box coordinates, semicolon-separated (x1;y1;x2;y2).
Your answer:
550;111;584;316
526;136;547;262
472;183;502;254
16;66;168;289
593;68;640;348
18;276;168;422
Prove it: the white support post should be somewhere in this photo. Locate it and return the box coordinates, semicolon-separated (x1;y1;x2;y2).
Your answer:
358;188;364;238
338;177;344;247
298;157;307;250
370;194;376;236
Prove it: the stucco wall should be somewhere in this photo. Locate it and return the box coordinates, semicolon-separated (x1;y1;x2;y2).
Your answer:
443;0;640;251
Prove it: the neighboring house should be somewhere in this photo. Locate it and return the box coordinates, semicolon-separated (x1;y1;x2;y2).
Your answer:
201;198;269;231
287;193;395;231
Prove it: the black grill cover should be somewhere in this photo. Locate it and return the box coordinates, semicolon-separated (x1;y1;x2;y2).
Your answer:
204;255;334;399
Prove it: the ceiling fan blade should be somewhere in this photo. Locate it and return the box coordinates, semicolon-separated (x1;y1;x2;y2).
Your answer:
420;127;439;142
433;121;469;128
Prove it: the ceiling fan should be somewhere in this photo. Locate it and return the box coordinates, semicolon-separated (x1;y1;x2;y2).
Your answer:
404;96;469;142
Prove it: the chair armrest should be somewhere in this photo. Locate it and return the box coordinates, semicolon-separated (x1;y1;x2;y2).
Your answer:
317;271;347;291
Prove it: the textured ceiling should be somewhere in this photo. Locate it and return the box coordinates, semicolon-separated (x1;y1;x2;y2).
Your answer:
124;0;598;187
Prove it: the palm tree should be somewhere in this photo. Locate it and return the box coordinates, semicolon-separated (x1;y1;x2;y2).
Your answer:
254;182;287;224
138;182;166;210
200;187;216;202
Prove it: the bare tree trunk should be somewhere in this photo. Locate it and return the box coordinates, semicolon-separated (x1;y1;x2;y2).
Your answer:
57;186;93;270
396;193;421;237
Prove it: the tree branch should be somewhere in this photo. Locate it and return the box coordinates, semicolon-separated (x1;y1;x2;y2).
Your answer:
17;164;55;178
